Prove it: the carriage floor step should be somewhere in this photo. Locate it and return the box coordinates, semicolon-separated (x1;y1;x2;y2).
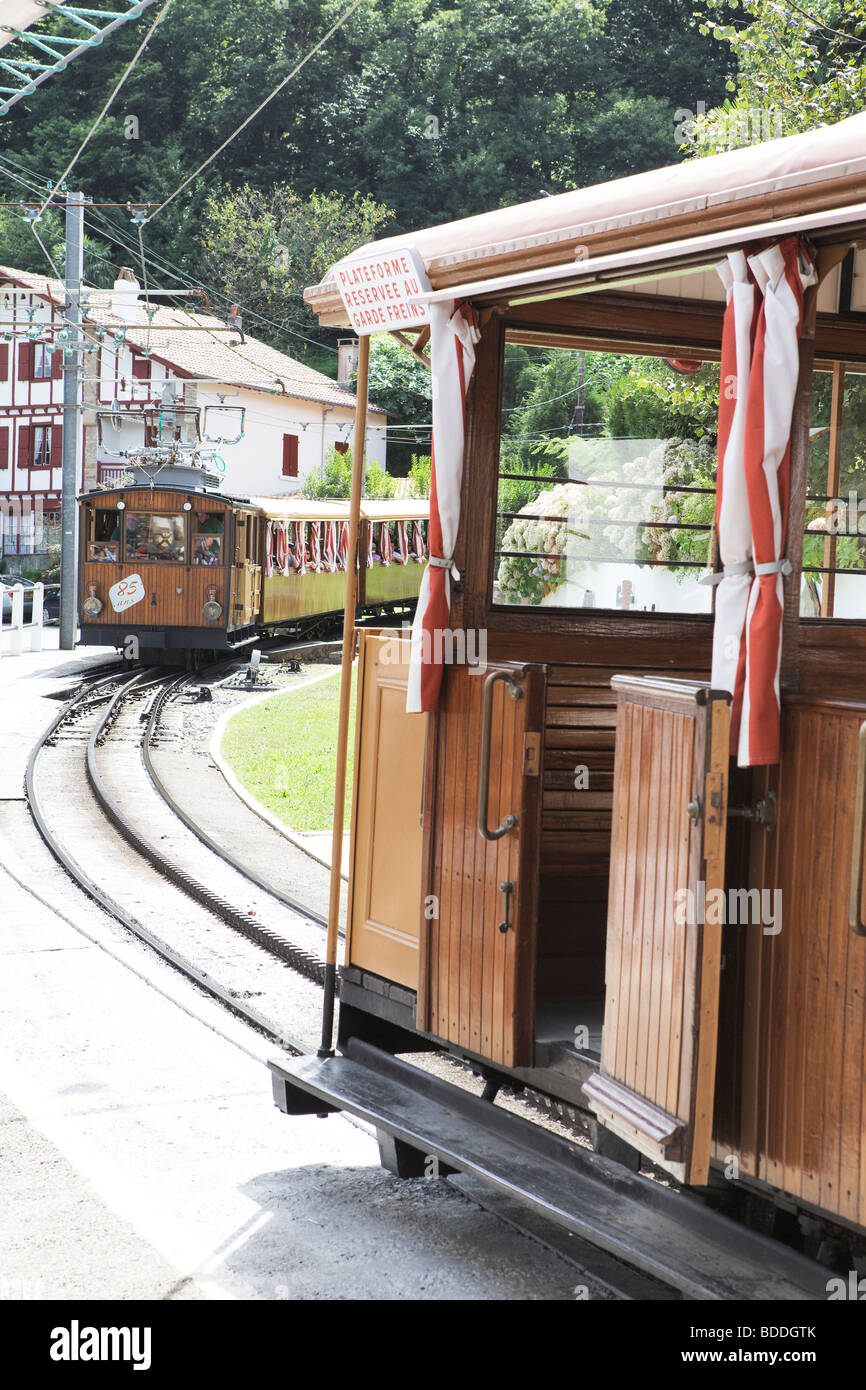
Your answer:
269;1039;832;1301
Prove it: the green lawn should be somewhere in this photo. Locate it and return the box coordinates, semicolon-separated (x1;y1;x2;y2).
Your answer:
220;670;355;832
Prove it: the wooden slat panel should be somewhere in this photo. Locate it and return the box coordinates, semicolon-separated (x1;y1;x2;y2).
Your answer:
346;632;425;990
724;699;866;1226
422;662;544;1067
590;679;729;1184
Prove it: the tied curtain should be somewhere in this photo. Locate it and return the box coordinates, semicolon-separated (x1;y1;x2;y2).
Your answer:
711;237;816;766
407;301;480;713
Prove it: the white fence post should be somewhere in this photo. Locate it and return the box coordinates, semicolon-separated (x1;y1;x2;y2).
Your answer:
0;584;6;656
30;582;43;653
9;583;23;656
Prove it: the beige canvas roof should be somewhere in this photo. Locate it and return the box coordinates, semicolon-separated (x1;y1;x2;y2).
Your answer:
251;496;428;522
306;112;866;325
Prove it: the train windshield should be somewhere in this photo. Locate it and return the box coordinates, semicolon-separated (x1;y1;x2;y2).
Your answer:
125;512;186;563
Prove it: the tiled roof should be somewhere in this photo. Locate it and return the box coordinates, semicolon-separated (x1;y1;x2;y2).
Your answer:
0;265;383;414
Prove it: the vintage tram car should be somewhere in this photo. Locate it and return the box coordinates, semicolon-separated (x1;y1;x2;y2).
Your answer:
77;467;428;661
269;111;866;1291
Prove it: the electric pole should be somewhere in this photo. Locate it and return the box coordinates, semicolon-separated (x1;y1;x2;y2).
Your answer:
60;190;84;650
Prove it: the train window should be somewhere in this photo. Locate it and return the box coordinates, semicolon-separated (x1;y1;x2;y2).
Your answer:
492;343;716;615
88;509;121;562
801;364;866;618
193;512;224;566
125;512;185;563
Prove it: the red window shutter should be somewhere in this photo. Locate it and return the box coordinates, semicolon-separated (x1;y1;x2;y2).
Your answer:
51;347;63;380
334;440;349;455
0;426;9;470
18;342;33;381
18;424;32;469
282;433;299;478
0;344;8;379
132;354;151;380
51;423;63;467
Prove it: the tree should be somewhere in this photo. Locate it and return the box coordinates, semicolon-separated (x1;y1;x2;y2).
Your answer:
691;0;866;153
199;183;391;354
360;335;432;474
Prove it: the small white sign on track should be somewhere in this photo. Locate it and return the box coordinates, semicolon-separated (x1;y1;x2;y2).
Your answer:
109;573;146;613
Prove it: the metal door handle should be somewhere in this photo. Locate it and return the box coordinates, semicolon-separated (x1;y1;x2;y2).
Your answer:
498;881;515;933
478;669;523;841
850;721;866;936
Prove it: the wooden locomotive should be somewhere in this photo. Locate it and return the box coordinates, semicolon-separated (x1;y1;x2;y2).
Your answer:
269;111;866;1292
77;465;428;661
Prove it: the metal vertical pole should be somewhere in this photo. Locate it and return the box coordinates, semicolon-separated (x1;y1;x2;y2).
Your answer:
59;190;84;650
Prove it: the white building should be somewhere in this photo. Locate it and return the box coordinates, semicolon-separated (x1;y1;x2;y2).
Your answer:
0;266;387;565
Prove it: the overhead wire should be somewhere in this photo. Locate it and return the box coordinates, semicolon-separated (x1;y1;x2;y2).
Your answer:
143;0;365;226
33;0;175;223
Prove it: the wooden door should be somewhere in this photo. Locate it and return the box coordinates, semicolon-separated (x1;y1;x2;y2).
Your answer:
347;630;425;989
419;660;546;1068
583;676;730;1185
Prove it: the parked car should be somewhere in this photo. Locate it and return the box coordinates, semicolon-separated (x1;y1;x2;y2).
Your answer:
1;578;60;623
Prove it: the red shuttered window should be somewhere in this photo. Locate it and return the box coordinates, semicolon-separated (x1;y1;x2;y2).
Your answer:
282;433;299;478
0;426;9;470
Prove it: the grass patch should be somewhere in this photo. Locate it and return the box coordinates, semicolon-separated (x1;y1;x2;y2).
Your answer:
220;670;355;832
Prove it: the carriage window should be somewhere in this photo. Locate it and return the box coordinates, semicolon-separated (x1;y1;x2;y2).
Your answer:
193;512;224;566
88;509;121;562
125;512;185;563
492;344;717;615
801;365;866;619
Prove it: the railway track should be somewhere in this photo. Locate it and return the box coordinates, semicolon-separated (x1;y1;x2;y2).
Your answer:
25;662;326;1056
18;659;686;1298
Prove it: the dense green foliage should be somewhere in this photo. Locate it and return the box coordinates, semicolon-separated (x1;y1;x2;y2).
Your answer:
299;444;396;498
0;0;734;361
691;0;866;154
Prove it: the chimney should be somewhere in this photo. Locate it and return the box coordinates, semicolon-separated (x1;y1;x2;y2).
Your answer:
112;266;140;323
338;337;359;386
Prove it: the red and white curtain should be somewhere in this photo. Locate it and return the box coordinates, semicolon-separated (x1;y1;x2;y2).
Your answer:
265;520;274;578
396;519;410;565
366;522;375;568
323;520;338;572
309;520;322;572
338;521;350;571
710;237;816;766
380;521;393;566
410;521;426;562
293;521;308;575
407;302;480;712
276;520;292;576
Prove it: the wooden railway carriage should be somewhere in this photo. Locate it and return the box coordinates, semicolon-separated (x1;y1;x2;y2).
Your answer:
77;471;428;659
270;110;866;1281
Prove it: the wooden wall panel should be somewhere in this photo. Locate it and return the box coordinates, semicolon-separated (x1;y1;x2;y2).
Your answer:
422;663;544;1067
347;632;425;990
722;698;866;1227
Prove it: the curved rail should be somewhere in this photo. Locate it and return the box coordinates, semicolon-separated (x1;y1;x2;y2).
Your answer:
25;668;311;1052
84;673;327;983
141;673;328;929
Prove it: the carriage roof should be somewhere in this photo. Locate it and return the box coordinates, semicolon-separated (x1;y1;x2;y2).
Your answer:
305;111;866;325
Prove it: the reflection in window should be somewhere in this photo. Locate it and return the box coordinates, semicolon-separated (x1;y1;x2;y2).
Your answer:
493;345;718;614
193;512;224;566
89;509;121;562
125;512;185;562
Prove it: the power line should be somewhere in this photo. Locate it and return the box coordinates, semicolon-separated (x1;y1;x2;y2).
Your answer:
34;0;175;223
144;0;365;226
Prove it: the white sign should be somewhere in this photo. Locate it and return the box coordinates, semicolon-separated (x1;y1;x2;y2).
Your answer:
109;573;146;613
334;246;432;335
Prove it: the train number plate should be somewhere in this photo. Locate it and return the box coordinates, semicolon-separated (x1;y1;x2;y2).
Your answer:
109;574;146;612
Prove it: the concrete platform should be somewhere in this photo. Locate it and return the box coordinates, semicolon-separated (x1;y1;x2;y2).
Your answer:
0;629;116;801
